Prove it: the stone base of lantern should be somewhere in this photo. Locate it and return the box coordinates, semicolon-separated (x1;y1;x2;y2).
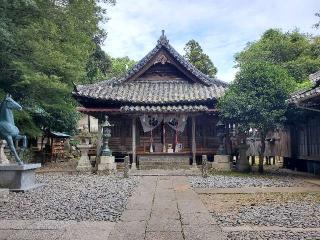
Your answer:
76;144;92;172
212;155;231;171
98;156;117;174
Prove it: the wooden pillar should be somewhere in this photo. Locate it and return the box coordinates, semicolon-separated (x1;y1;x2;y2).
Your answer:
192;116;196;166
131;117;137;170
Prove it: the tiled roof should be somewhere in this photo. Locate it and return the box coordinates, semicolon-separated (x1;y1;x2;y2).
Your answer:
120;105;209;113
75;80;226;104
310;71;320;84
74;32;228;105
289;71;320;103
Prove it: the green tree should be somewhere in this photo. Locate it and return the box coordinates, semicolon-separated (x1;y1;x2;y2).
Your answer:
184;40;217;77
235;29;320;87
0;0;114;137
106;56;136;79
218;61;296;173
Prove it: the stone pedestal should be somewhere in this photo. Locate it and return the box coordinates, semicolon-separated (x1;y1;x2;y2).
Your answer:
0;163;42;192
0;188;9;203
76;144;92;172
0;140;9;165
98;156;116;174
236;144;251;172
212;155;231;171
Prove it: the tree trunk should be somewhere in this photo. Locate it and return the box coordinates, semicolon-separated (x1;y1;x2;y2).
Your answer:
259;132;266;173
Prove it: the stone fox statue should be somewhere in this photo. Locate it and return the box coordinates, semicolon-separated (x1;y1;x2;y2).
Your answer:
0;94;27;165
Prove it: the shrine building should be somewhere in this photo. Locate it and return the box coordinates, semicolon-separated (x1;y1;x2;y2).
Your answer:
73;32;228;169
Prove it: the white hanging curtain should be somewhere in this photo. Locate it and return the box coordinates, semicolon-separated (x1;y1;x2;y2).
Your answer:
164;114;188;132
139;114;163;132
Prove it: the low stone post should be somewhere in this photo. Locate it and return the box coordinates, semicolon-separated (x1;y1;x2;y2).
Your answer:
124;156;129;178
202;155;208;178
236;143;251;172
0;140;9;164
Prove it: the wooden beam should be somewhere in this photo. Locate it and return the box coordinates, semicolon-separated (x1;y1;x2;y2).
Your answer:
77;107;120;113
131;117;137;170
192;116;196;166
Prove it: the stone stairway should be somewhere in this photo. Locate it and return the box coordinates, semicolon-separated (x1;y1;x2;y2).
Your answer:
137;155;191;170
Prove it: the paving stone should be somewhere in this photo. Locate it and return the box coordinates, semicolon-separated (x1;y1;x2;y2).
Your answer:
24;220;76;230
178;201;207;214
8;230;62;240
183;225;225;240
69;221;115;232
145;231;184;240
151;208;180;219
0;230;15;240
181;212;214;225
147;218;182;232
121;209;150;222
110;220;146;235
0;220;34;230
108;232;145;240
61;229;111;240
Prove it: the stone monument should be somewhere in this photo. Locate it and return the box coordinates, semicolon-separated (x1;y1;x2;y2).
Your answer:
97;116;116;173
76;126;93;172
212;121;231;171
0;94;41;191
236;143;251;172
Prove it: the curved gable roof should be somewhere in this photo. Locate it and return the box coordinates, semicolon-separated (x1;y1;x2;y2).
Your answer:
74;32;228;106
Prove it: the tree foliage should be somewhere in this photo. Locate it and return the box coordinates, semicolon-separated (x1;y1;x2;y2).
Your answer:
218;62;296;172
0;0;114;137
106;56;136;79
235;29;320;88
184;40;217;77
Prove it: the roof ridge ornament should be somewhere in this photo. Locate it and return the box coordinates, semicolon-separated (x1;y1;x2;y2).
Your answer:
157;29;169;45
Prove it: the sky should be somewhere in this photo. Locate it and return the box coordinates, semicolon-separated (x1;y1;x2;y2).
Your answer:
101;0;319;82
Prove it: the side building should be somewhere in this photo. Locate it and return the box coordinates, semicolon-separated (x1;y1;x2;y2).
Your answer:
289;71;320;174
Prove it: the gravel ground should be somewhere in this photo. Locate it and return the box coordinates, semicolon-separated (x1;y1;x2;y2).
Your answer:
215;200;320;228
227;231;320;240
189;175;305;188
0;173;138;222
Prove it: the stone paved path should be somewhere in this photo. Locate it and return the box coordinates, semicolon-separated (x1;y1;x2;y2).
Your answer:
0;220;115;240
108;176;225;240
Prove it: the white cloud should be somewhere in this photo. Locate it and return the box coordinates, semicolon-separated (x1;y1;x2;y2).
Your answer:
101;0;319;82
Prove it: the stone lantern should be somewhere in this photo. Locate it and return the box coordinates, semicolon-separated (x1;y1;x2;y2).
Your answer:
76;125;92;172
216;121;226;155
100;116;112;156
97;116;116;174
212;121;231;171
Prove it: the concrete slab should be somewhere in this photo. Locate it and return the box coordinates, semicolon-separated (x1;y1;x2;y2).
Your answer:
0;220;34;230
145;231;184;240
147;218;182;232
8;230;62;240
121;209;150;222
0;230;15;240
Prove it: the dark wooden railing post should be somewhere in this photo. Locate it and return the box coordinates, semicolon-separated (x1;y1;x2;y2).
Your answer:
192;116;197;166
132;117;137;170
